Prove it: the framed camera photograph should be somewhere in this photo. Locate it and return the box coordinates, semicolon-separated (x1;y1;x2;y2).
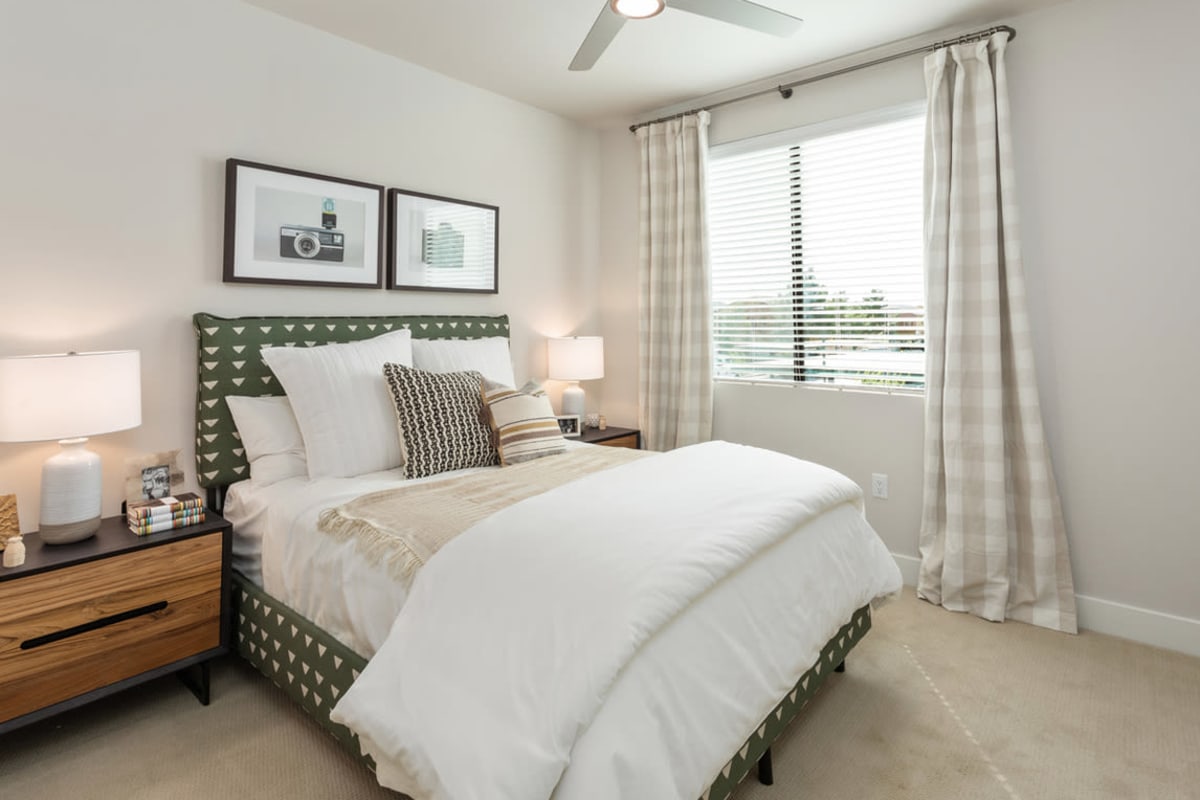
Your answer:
388;188;499;293
556;415;581;438
124;449;185;506
224;159;384;288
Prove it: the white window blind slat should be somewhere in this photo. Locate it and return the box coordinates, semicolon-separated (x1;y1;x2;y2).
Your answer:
708;107;926;392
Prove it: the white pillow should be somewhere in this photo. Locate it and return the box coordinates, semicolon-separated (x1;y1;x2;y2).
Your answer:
412;337;515;388
225;395;308;486
260;329;414;479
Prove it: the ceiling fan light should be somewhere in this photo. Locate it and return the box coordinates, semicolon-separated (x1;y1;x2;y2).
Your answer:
610;0;665;20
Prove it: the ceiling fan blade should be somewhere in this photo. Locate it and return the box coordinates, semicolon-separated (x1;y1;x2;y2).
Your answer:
569;4;628;71
671;0;803;37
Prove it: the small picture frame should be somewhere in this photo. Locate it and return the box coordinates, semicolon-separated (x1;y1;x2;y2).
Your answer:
556;415;581;438
124;450;185;506
224;158;385;289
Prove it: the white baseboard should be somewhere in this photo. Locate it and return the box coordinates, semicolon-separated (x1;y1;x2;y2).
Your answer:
1074;594;1200;659
890;552;1200;658
891;552;921;587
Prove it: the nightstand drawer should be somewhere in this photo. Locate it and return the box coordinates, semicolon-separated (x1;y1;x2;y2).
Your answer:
598;433;640;449
0;533;223;723
579;426;641;449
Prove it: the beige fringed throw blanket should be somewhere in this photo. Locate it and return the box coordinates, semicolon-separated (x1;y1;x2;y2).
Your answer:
318;446;650;583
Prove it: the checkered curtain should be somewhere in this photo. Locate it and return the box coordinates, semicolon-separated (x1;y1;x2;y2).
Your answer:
918;33;1078;633
635;111;713;452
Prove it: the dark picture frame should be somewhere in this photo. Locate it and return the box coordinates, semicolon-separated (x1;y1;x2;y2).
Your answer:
388;188;499;294
224;159;384;289
556;415;581;438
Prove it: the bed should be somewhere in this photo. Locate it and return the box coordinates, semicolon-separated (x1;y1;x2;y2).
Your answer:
193;312;901;800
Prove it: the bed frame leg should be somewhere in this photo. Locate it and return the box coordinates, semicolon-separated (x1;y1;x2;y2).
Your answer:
835;659;845;673
757;748;774;786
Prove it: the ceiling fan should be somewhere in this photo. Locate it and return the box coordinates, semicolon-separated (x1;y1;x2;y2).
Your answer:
570;0;803;71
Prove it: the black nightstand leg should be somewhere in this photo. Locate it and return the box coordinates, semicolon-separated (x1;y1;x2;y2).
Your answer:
177;661;211;705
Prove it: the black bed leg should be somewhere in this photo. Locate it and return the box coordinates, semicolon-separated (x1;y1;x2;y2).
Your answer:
757;748;774;786
835;659;845;673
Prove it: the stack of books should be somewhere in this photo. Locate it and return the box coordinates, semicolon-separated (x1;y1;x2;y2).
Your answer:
127;492;206;536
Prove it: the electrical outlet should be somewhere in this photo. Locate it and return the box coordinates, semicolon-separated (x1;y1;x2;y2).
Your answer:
871;473;889;499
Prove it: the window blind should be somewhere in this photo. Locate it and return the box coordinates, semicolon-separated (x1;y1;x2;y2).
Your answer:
709;108;926;392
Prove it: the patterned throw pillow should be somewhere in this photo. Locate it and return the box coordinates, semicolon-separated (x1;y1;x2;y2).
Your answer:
382;363;499;479
482;380;567;465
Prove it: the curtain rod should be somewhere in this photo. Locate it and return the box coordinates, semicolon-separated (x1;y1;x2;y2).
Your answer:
628;24;1016;133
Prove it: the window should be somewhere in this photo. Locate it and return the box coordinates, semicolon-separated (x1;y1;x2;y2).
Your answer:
708;105;925;392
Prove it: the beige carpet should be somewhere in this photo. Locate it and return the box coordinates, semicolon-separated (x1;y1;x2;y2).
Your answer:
2;589;1197;799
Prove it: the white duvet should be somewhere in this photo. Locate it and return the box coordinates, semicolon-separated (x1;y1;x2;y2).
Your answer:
224;461;503;657
331;441;902;800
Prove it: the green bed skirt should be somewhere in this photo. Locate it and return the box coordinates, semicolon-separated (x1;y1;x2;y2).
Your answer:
233;574;372;767
231;573;872;799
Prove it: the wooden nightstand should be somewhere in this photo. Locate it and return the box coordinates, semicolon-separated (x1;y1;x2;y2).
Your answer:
0;514;231;733
579;425;642;449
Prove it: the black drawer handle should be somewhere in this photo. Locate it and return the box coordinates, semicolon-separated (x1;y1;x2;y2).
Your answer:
21;601;169;650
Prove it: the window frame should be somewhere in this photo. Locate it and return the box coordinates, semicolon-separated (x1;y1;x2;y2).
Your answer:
708;101;927;395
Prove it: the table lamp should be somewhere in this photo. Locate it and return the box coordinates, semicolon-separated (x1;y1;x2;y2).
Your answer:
547;336;604;418
0;350;142;544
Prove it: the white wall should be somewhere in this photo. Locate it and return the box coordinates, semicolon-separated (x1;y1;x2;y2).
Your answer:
596;127;641;429
0;0;599;532
1006;0;1200;622
598;0;1200;630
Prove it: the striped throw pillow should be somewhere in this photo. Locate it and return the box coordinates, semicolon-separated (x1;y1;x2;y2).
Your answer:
482;380;566;465
383;363;499;479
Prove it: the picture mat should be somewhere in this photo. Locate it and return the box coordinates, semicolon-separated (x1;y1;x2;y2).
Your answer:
391;192;497;292
233;165;380;284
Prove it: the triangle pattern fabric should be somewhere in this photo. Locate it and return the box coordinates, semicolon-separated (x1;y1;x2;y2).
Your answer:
193;313;510;488
233;574;373;769
694;605;871;800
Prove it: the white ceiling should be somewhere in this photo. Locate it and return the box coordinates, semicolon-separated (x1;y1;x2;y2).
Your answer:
243;0;1064;126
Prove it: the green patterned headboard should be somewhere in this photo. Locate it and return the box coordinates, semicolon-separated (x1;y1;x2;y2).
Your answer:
193;312;510;488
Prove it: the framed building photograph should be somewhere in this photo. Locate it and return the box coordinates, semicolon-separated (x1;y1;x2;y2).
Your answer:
224;158;384;288
556;415;581;438
388;188;498;293
124;449;185;506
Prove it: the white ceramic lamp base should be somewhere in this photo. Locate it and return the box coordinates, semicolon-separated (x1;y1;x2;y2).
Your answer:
560;382;586;418
39;438;103;544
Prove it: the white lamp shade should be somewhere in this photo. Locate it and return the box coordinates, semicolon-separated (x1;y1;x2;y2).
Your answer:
547;337;604;382
0;350;142;442
0;350;141;543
